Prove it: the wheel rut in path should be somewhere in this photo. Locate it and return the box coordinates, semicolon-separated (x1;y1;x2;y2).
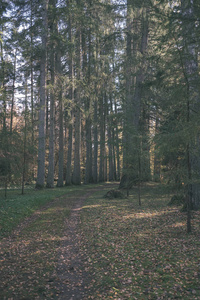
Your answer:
55;184;118;299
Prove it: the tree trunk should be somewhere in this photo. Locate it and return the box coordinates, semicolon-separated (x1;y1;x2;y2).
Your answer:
114;100;121;180
85;115;93;183
120;2;149;188
72;18;81;185
46;20;55;188
93;98;98;183
99;92;105;182
22;80;28;194
84;25;93;184
108;108;114;181
36;0;49;188
56;47;64;187
92;39;99;183
65;115;73;185
65;3;73;186
181;0;200;210
10;49;17;134
57;88;64;187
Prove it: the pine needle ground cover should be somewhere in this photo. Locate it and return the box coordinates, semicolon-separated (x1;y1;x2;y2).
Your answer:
80;183;200;299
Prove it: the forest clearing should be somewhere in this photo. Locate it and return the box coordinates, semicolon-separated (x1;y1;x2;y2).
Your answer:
0;182;200;299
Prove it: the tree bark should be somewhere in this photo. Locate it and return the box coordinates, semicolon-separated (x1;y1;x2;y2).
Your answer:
108;94;114;181
99;92;105;182
93;98;98;183
22;80;28;194
181;0;200;210
114;100;121;180
46;17;55;188
56;46;64;187
36;0;49;188
72;14;81;185
65;2;73;186
84;25;93;184
10;49;17;134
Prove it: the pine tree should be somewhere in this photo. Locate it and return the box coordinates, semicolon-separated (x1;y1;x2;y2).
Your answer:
36;0;49;188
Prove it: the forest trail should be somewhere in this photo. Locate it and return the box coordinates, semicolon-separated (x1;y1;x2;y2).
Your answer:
55;183;119;299
0;182;119;299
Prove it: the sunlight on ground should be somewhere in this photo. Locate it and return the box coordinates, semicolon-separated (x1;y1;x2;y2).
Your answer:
170;222;185;228
82;204;102;209
123;209;175;220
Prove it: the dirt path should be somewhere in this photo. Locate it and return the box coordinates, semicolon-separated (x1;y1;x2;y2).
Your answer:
55;191;93;299
55;184;118;299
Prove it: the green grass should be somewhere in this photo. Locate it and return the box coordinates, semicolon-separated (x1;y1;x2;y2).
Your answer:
0;185;79;238
80;183;200;299
0;183;99;238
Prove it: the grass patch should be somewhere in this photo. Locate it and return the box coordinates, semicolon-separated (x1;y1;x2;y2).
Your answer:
80;183;200;299
0;184;94;238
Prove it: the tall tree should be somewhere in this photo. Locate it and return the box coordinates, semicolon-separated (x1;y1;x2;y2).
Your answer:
180;0;200;231
121;0;149;189
56;49;64;187
46;0;56;188
36;0;49;188
72;0;82;185
65;0;74;186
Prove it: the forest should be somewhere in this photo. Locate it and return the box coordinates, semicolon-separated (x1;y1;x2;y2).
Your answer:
1;1;200;298
1;0;200;212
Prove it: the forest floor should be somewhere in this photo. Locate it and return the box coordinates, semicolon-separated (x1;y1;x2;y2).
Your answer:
0;182;200;299
0;182;117;299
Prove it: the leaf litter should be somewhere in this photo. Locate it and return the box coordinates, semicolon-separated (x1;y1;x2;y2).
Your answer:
0;183;117;299
80;183;200;299
0;182;199;299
